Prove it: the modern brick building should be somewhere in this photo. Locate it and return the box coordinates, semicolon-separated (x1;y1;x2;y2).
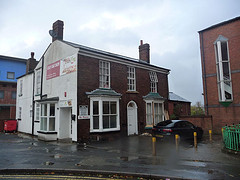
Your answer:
199;16;240;133
0;55;27;131
16;20;170;141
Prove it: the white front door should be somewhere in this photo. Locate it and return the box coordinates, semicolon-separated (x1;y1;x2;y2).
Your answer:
127;101;138;135
59;107;71;139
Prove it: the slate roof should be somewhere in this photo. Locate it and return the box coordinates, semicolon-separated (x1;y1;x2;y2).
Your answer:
169;92;190;103
63;40;170;73
143;92;165;100
86;88;121;97
0;55;26;62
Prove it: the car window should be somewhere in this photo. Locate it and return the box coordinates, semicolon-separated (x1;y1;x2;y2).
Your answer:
156;120;173;126
174;122;182;128
185;121;194;128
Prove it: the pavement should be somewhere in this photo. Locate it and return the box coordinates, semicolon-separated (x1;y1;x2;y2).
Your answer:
0;132;240;179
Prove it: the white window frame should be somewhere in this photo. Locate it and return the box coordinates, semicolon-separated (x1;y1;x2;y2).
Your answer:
127;66;136;91
90;96;120;132
19;80;23;96
145;100;164;127
7;72;15;79
18;107;22;119
149;72;158;93
214;36;233;102
35;103;40;121
35;69;41;95
40;103;56;132
99;61;110;89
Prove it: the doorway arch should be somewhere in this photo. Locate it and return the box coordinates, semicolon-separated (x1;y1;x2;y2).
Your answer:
127;101;138;135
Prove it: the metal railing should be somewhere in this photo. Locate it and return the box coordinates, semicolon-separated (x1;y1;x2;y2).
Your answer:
222;124;240;152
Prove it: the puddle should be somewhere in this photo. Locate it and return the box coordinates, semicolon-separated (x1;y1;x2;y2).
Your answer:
179;160;207;167
118;156;139;162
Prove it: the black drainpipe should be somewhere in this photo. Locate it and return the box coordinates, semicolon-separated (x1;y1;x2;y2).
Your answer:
31;71;35;135
40;56;44;98
200;32;209;115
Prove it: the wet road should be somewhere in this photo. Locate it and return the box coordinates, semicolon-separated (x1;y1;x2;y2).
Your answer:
0;133;240;179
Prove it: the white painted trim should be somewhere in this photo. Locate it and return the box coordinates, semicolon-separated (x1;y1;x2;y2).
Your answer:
89;96;120;133
127;101;138;135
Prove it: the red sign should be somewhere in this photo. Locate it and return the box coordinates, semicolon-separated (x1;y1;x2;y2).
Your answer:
46;60;60;80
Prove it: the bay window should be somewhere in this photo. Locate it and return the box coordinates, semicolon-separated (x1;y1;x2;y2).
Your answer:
145;100;164;127
40;103;56;132
90;97;120;132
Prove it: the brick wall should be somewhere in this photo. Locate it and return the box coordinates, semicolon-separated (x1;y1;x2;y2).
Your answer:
0;83;16;121
0;83;17;105
200;18;240;133
180;115;213;134
168;101;191;118
77;54;169;140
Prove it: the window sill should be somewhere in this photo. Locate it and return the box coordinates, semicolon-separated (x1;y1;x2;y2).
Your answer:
37;131;57;134
219;101;233;107
145;125;153;130
90;128;120;133
126;91;139;94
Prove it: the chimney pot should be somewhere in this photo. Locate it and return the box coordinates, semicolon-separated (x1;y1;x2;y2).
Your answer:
140;40;143;45
26;52;37;73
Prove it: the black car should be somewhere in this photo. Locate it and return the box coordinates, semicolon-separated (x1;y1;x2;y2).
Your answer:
152;120;203;140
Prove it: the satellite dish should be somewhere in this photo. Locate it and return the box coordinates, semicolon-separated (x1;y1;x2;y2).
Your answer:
49;30;57;38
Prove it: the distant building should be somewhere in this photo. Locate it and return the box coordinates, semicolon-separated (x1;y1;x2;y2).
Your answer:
199;16;240;132
168;92;191;119
0;55;26;131
16;20;170;141
0;55;27;119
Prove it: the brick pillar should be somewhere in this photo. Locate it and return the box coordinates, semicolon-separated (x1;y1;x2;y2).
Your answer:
52;20;64;42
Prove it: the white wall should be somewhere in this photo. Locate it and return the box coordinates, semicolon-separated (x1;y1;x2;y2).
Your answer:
16;73;33;134
42;40;79;141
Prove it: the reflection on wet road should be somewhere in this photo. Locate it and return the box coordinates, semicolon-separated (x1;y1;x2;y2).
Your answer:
0;133;240;179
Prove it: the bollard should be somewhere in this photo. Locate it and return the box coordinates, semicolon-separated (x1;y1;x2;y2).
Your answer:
194;132;197;148
175;134;179;151
209;130;212;141
152;137;156;156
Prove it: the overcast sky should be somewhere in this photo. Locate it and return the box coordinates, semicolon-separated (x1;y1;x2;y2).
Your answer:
0;0;239;105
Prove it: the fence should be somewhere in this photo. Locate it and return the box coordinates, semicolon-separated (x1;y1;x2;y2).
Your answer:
222;124;240;152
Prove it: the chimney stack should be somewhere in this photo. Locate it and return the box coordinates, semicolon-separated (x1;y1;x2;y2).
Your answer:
139;40;150;63
26;52;37;73
52;20;64;42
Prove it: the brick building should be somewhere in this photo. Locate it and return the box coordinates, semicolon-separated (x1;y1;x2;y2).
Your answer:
168;92;191;119
17;20;170;141
0;55;26;131
199;16;240;133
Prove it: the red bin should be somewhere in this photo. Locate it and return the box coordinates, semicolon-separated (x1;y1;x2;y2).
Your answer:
4;120;17;133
